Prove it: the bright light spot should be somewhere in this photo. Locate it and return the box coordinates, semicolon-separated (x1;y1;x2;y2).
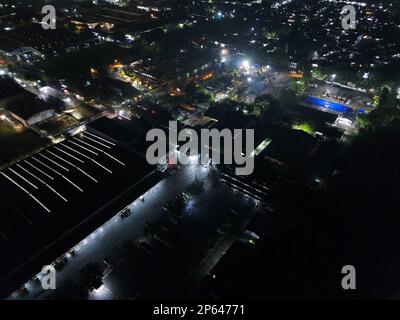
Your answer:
63;97;73;105
242;60;250;69
94;284;105;293
39;86;53;95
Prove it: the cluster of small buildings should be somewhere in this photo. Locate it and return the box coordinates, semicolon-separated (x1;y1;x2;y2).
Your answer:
0;78;55;126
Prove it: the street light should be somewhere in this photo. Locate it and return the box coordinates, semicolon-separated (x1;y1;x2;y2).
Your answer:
242;60;250;69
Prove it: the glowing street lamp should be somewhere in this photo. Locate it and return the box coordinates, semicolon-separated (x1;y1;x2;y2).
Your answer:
241;60;250;69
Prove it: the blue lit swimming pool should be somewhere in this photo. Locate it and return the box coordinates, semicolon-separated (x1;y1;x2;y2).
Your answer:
305;96;351;113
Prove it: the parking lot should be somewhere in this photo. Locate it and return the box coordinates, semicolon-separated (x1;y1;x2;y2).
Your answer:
0;129;155;296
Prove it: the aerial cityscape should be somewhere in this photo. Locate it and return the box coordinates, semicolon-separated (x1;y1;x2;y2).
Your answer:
0;0;400;303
